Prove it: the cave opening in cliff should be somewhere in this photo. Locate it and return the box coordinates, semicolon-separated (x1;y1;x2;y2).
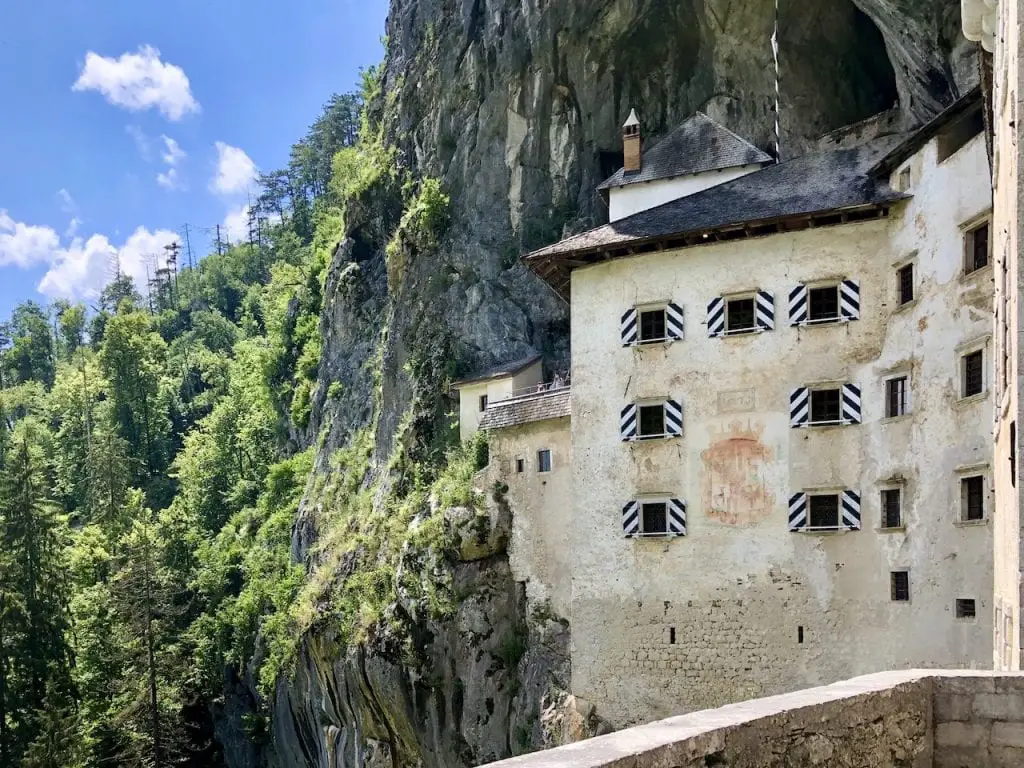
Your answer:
849;6;898;112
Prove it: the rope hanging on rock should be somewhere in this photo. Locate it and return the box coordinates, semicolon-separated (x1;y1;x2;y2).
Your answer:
771;0;781;163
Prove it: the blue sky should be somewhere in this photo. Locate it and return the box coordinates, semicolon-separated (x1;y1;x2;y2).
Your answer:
0;0;388;317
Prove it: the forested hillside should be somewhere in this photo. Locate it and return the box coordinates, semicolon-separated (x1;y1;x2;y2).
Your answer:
0;67;467;767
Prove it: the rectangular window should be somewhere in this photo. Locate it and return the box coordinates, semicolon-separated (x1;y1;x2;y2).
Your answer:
537;449;552;473
638;309;667;343
807;286;840;322
963;350;984;397
961;475;984;521
808;494;840;529
479;394;488;412
965;221;990;274
809;388;842;424
897;263;914;305
638;404;666;438
641;502;668;535
886;376;908;418
726;297;756;333
881;489;902;529
898;167;911;191
956;599;977;619
891;571;910;602
515;458;524;474
937;105;984;163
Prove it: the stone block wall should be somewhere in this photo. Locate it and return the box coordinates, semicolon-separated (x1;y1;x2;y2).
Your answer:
481;671;1024;768
934;675;1024;767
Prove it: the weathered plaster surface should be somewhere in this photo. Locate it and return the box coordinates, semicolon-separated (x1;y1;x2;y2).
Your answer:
483;416;574;618
567;135;993;725
608;164;763;221
991;0;1024;671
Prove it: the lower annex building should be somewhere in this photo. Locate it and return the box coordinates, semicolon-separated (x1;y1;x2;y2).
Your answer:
454;92;996;727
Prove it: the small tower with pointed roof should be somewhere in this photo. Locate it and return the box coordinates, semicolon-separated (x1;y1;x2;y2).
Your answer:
623;109;642;173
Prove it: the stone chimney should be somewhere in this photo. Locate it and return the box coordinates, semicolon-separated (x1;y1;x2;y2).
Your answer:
623;109;642;173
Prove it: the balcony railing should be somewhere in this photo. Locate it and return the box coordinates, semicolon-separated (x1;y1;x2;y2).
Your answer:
492;374;570;405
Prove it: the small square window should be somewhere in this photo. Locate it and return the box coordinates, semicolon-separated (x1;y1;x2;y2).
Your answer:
641;502;668;535
897;263;914;305
537;449;552;473
891;571;910;602
638;404;666;438
881;488;902;529
963;350;984;397
956;598;977;619
886;376;909;418
965;222;990;274
808;494;840;529
809;389;841;424
807;286;840;322
515;458;525;473
961;475;984;521
479;394;488;412
638;309;667;343
726;297;756;333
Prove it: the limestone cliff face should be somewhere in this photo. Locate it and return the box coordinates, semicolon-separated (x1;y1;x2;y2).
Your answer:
216;2;979;766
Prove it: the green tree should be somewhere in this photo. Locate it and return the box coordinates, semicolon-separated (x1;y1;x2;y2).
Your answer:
2;302;56;388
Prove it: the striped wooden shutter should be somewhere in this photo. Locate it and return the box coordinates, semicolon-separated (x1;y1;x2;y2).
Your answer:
756;290;775;330
622;500;640;538
621;308;638;346
665;400;683;436
666;302;685;340
841;383;862;424
620;404;638;441
707;297;725;337
839;279;860;320
842;490;861;530
788;493;808;531
668;498;687;536
788;284;808;325
790;387;809;428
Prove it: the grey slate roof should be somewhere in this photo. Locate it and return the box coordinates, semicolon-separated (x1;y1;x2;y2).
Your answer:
530;137;907;262
479;389;570;430
597;112;773;191
452;353;542;388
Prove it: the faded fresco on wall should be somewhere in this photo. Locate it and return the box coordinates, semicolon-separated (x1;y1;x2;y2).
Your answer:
701;420;775;525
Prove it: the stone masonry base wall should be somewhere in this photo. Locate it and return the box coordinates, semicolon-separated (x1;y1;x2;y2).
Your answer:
483;671;1024;768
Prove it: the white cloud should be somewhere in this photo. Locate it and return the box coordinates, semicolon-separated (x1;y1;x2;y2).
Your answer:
57;189;77;214
156;168;184;190
73;45;200;121
38;226;179;301
211;141;257;195
0;211;61;268
125;124;151;159
0;210;178;301
65;217;82;238
160;135;185;165
222;204;250;243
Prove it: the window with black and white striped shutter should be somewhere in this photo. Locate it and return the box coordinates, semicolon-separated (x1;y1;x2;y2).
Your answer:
707;297;725;337
665;399;683;436
755;290;775;330
788;284;808;326
841;383;862;424
622;500;640;538
841;490;861;530
788;493;808;531
620;404;637;441
839;279;860;320
666;302;685;340
668;498;687;535
790;387;809;428
621;308;638;346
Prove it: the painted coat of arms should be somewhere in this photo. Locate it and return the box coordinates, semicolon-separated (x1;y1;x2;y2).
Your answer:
701;420;776;526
